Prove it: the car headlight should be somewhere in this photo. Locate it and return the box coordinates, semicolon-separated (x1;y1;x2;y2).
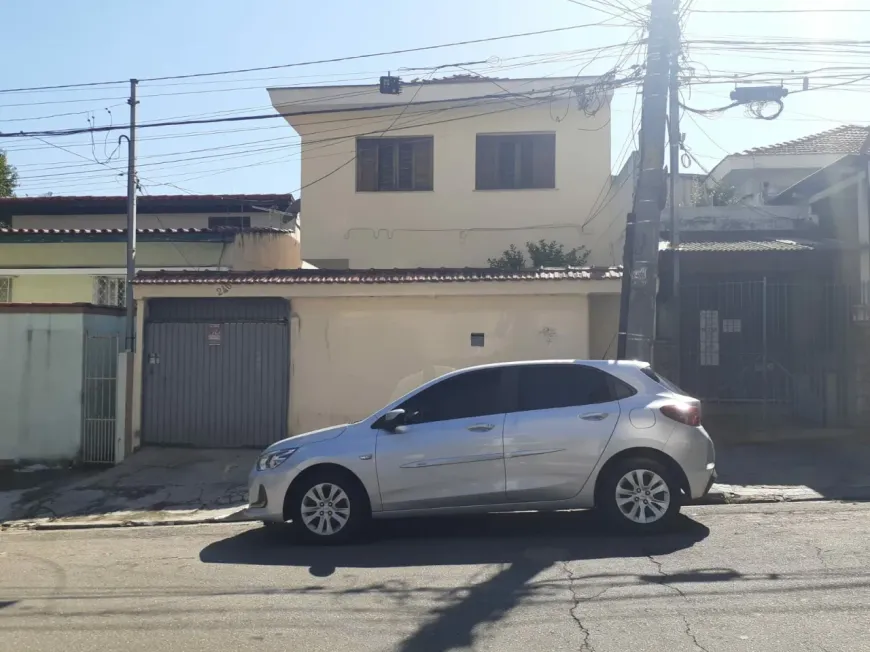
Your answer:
257;448;298;471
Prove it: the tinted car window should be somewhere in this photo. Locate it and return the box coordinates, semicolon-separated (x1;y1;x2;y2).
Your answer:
641;367;685;394
399;368;504;424
517;364;621;412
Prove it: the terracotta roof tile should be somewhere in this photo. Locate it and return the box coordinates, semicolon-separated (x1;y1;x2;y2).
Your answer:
0;227;291;236
133;267;623;285
0;193;291;206
663;239;817;253
739;125;870;156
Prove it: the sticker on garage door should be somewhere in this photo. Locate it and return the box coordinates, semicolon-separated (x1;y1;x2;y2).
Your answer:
207;324;222;345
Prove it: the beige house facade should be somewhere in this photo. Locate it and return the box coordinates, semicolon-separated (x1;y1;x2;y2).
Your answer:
130;268;622;448
268;77;617;269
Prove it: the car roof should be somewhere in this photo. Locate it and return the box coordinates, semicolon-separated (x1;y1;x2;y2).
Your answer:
449;359;650;373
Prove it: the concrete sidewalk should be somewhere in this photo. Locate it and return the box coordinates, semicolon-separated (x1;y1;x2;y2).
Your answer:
1;448;258;530
3;435;870;530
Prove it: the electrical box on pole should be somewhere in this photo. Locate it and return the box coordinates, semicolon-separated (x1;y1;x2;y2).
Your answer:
616;0;680;362
379;74;402;95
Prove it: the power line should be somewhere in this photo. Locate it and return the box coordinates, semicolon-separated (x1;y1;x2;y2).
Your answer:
0;21;633;95
1;81;638;140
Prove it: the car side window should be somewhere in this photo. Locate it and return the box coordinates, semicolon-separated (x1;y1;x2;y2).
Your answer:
398;368;504;424
517;364;621;412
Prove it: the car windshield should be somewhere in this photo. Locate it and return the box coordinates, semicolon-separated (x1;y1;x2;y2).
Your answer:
640;366;687;395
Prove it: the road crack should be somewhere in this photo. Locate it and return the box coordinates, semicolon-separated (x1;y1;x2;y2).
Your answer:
560;562;609;652
647;555;710;651
682;615;712;652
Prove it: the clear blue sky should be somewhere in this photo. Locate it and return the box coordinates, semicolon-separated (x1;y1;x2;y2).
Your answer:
2;0;868;197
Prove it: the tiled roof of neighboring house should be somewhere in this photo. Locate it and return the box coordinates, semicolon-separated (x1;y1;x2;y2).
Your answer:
739;125;870;156
0;227;290;235
0;193;296;217
0;226;293;243
133;267;623;285
662;239;817;253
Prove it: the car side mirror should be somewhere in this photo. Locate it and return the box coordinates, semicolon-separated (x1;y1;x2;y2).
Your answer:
374;408;407;432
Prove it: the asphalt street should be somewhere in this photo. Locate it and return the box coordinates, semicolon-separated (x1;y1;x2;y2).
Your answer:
1;502;869;652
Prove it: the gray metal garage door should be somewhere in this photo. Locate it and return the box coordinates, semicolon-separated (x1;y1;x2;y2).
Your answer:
142;298;290;448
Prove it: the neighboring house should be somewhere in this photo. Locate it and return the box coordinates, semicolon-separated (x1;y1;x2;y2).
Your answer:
0;194;298;305
266;77;616;269
651;125;870;432
707;124;870;204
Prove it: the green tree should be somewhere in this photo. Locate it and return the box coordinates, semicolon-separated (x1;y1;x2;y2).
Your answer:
691;180;739;207
0;150;18;197
488;240;591;270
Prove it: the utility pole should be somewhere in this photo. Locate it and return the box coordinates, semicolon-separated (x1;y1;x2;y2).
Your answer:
616;0;680;362
122;78;138;462
124;78;138;353
667;0;683;379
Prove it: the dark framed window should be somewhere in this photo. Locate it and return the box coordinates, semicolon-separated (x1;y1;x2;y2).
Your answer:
357;136;434;192
208;215;251;228
516;364;629;412
476;133;556;190
398;368;505;424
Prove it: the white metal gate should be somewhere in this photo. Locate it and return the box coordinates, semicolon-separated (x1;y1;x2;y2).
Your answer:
82;333;120;463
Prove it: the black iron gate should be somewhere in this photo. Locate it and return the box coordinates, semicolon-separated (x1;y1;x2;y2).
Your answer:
680;279;850;426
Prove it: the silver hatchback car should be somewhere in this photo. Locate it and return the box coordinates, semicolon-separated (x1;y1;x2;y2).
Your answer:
247;360;716;543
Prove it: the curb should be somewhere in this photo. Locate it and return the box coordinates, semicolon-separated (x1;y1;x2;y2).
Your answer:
5;494;870;532
2;511;256;532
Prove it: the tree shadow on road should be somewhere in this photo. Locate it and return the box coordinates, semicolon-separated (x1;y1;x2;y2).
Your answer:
201;511;709;652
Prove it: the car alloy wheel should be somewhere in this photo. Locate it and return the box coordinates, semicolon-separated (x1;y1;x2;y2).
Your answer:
300;482;351;536
614;469;671;524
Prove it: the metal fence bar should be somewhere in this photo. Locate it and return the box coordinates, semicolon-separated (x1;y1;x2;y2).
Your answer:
82;333;120;464
680;280;852;427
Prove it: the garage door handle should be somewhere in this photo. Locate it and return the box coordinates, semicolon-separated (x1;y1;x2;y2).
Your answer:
580;412;609;421
467;423;495;432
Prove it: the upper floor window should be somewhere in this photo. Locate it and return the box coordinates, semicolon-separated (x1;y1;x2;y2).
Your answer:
357;137;433;192
93;276;125;308
0;277;12;303
208;216;251;229
476;133;556;190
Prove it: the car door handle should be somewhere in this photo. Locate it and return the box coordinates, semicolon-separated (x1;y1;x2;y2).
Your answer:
579;412;609;421
467;423;496;432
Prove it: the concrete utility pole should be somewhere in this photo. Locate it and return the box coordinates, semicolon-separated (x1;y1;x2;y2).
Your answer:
124;78;138;353
122;78;138;462
617;0;680;361
667;1;683;375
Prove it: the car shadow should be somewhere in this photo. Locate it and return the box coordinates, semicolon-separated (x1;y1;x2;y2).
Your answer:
201;510;709;573
201;511;709;652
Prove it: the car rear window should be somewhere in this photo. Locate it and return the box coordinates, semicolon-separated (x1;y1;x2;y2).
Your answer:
640;367;686;394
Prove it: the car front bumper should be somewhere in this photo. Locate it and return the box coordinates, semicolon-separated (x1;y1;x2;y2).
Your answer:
244;465;302;524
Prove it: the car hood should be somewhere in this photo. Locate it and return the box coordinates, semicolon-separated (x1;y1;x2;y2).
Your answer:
263;424;349;453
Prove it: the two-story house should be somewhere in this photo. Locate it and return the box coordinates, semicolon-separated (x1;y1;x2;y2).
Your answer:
267;76;618;269
127;77;624;452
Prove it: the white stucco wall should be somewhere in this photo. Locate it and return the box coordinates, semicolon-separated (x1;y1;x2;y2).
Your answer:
273;82;613;268
0;311;84;462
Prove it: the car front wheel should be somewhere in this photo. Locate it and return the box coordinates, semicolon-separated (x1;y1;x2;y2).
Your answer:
286;469;370;544
598;457;681;533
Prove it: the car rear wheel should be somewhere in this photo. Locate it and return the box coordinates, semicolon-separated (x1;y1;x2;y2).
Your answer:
597;457;681;533
286;469;370;544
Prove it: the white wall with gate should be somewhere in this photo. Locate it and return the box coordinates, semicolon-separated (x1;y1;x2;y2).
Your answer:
0;306;123;464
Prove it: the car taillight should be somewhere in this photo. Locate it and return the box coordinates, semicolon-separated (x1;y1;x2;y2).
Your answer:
660;402;701;427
